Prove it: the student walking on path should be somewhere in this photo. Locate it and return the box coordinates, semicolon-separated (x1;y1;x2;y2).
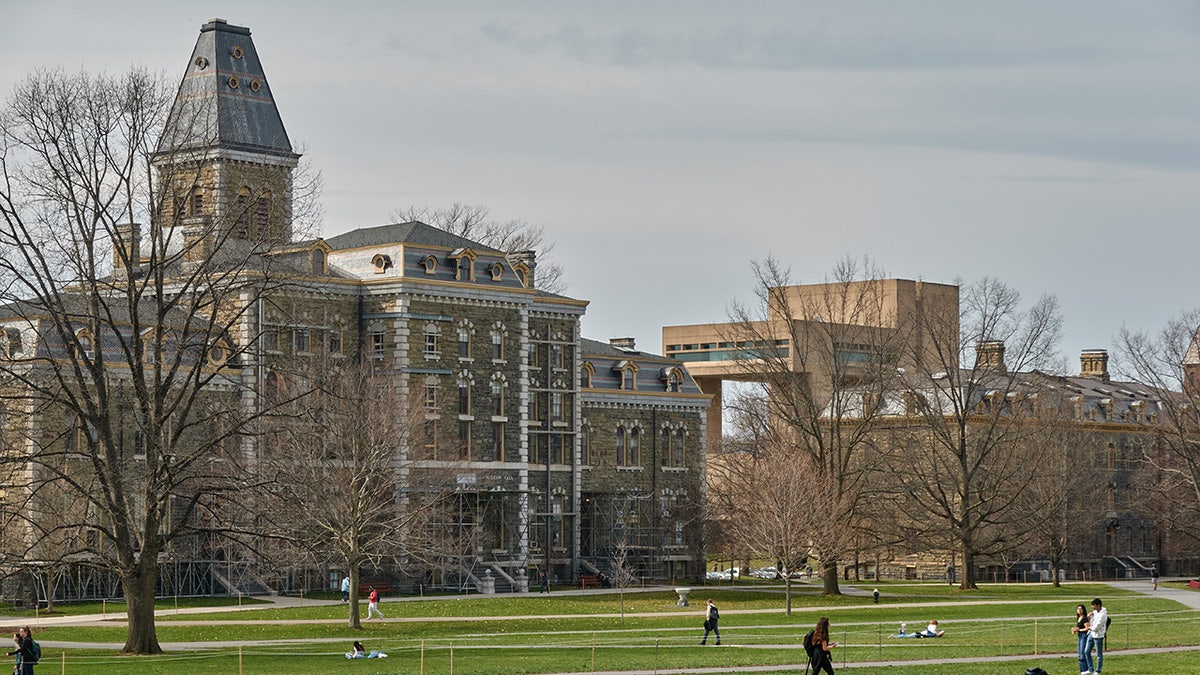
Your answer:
366;586;385;620
808;616;838;675
700;598;720;645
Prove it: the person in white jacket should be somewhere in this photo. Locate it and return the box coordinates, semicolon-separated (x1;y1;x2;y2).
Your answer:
1085;597;1108;675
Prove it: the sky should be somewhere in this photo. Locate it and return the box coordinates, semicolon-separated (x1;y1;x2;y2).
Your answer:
2;1;1198;374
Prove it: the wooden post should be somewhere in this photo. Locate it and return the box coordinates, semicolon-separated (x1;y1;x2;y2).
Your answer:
1034;618;1038;655
60;650;65;675
238;645;243;674
878;622;882;659
420;639;424;675
999;619;1004;655
655;638;659;674
591;633;596;672
450;640;454;675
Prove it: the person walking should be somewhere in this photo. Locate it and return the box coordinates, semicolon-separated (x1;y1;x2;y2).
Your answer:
1151;565;1159;591
1086;597;1108;674
1071;603;1091;675
366;585;385;620
6;626;36;675
340;574;351;603
700;598;721;645
809;616;838;675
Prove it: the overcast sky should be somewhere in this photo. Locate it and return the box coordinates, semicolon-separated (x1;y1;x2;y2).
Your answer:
3;1;1198;372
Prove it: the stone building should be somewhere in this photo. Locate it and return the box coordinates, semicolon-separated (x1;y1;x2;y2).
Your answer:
0;18;708;600
665;279;1185;581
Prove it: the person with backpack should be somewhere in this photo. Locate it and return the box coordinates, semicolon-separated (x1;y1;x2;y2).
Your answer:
700;598;720;645
1085;597;1109;675
6;626;38;674
808;616;838;674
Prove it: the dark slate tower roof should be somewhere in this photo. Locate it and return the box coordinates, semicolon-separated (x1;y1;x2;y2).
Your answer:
158;19;297;158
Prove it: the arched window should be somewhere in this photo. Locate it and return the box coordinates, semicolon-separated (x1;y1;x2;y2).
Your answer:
629;426;640;465
458;325;471;359
491;329;504;361
616;426;626;466
424;376;439;413
491;376;505;417
424;324;440;357
673;429;685;467
580;423;591;465
458;379;471;416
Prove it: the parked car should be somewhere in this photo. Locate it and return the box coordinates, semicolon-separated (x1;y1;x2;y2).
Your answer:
751;566;779;579
705;568;741;581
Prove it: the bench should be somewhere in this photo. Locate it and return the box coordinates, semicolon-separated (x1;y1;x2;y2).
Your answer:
579;575;602;589
359;582;393;596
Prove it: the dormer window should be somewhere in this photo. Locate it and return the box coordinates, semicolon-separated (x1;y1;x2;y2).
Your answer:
420;255;437;274
614;361;639;391
311;248;326;275
489;262;504;281
579;362;594;388
662;367;683;393
448;248;477;281
0;328;20;358
372;254;392;273
74;329;95;360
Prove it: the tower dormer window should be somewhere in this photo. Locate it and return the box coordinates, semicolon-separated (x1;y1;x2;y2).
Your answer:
421;255;438;274
254;191;271;237
490;262;503;281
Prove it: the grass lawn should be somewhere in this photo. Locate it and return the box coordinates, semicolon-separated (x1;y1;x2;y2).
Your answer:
23;581;1200;674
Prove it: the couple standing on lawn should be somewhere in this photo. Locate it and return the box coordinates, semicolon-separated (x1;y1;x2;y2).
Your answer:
1072;597;1109;675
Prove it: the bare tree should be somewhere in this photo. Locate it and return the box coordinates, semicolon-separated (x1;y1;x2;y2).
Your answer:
392;203;567;294
709;429;855;614
1002;396;1107;587
261;360;454;629
885;277;1062;589
0;68;315;653
1115;310;1200;555
723;256;907;594
609;538;639;623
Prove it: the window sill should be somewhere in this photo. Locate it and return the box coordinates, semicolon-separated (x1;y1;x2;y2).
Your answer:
617;465;644;472
662;467;689;473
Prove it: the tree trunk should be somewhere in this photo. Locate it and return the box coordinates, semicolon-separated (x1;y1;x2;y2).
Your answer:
784;577;793;615
348;562;361;629
121;564;163;654
821;560;841;595
959;547;978;590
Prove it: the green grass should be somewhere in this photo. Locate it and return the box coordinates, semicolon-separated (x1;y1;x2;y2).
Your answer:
1;595;268;618
23;581;1200;674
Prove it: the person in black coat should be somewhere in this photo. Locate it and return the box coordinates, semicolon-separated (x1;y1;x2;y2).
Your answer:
7;626;36;675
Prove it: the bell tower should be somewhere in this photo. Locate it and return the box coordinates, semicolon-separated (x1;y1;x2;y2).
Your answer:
154;19;300;250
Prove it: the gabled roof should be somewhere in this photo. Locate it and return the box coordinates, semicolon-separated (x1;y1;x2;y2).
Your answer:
157;19;296;159
324;221;502;253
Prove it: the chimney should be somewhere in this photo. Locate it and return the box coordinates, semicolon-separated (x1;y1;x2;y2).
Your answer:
609;337;636;350
507;250;536;289
113;222;141;272
1080;349;1110;381
974;340;1007;374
